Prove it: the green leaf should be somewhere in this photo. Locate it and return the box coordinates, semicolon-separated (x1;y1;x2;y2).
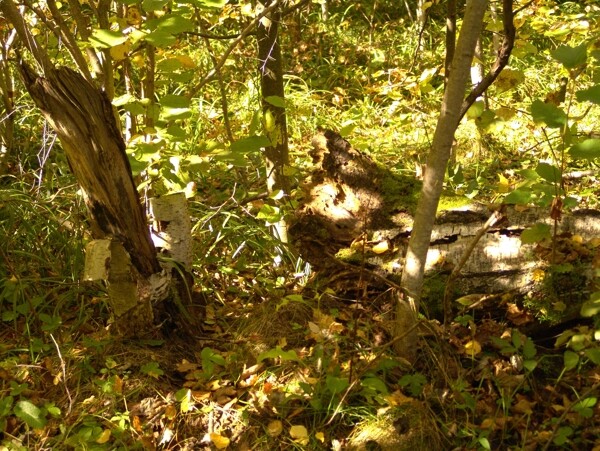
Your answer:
326;375;350;395
569;139;600;160
584;348;600;365
257;204;282;224
551;43;587;69
563;350;579;371
521;223;551;244
0;396;13;416
581;292;600;317
201;347;227;366
140;362;164;378
257;346;299;363
530;100;567;128
575;85;600;104
143;30;177;47
160;95;191;120
467;100;485;119
153;15;194;34
230;136;271;153
14;400;47;429
503;188;532;205
185;0;227;8
522;338;537;359
264;96;286;108
142;0;169;11
89;29;127;49
535;162;561;183
361;377;389;395
553;426;573;445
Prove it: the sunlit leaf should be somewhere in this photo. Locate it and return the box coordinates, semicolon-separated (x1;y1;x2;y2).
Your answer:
264;95;286;108
90;29;127;49
551;43;587;69
467;100;485;119
503;188;532;205
570;139;600;160
463;340;481;357
142;0;169;11
230;136;271;153
530;100;567;128
289;424;309;444
143;30;177;47
152;15;194;34
14;400;47;429
210;433;230;449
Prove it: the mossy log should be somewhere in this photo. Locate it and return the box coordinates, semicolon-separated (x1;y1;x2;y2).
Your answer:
289;130;599;313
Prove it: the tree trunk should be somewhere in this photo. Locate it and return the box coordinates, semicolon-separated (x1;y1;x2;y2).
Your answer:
20;64;165;336
257;0;290;242
397;0;488;360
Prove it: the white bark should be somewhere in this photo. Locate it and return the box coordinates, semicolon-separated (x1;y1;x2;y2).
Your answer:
396;0;489;358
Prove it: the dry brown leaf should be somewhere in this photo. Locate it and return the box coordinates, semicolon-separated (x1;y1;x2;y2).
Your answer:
512;395;536;415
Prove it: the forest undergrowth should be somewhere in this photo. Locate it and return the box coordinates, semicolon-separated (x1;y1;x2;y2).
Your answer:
1;1;600;450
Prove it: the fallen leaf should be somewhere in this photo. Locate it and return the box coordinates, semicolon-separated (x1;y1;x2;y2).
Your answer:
96;429;111;444
267;420;283;437
372;241;389;254
289;424;309;444
512;394;536;415
210;432;230;449
464;340;482;357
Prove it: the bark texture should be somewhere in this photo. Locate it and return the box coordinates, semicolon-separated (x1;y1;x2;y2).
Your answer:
397;0;488;360
20;64;163;336
20;64;160;278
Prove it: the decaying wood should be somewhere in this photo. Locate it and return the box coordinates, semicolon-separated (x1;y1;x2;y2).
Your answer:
290;131;599;307
19;64;165;336
20;64;161;278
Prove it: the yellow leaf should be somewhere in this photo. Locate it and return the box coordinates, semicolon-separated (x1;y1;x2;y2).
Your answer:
290;424;309;445
497;174;510;193
267;420;283;437
463;340;482;357
210;433;230;449
126;6;142;25
96;429;111;444
371;241;389;254
175;55;196;68
110;41;130;62
289;424;308;440
383;389;413;406
315;431;325;442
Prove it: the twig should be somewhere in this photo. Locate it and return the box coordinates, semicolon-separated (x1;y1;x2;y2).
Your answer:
199;21;234;143
49;334;73;416
187;0;284;98
443;208;505;325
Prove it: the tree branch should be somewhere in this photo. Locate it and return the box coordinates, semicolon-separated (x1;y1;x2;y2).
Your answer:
459;0;515;120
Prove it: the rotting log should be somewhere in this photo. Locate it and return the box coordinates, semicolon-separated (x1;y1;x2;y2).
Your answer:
289;130;599;317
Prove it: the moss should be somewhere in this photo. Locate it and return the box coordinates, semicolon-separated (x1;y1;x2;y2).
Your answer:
438;194;472;211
